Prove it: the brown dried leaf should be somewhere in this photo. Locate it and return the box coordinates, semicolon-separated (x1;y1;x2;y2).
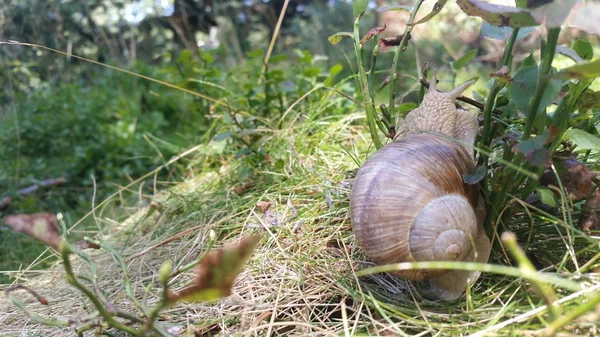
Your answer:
255;201;272;213
167;235;261;305
4;284;49;305
234;182;254;195
75;240;101;250
580;189;600;232
490;65;512;84
540;158;599;201
360;24;386;45
2;213;63;250
378;35;408;52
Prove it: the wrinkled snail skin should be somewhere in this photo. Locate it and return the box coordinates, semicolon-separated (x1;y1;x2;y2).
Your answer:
350;71;492;302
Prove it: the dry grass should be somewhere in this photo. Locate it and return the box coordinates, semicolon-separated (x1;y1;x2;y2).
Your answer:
1;113;599;337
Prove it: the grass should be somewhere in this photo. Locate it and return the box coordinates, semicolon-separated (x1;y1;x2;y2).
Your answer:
0;103;599;335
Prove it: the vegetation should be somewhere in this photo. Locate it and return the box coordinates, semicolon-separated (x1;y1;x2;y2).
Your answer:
1;0;600;336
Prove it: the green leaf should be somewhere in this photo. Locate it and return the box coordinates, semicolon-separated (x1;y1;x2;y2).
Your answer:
269;54;289;63
329;63;343;77
302;67;322;78
353;0;369;17
576;89;600;112
411;0;448;26
177;49;194;64
536;187;557;207
454;49;478;70
510;65;562;117
199;51;215;64
512;128;557;167
573;39;593;61
567;129;600;151
481;22;534;41
514;0;527;8
213;131;231;142
328;32;353;45
247;49;265;58
556;59;600;79
294;49;314;63
463;165;486;184
377;5;412;13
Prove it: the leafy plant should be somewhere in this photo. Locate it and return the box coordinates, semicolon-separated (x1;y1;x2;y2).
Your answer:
333;0;600;331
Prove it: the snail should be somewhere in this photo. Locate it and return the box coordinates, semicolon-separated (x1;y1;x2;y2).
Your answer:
350;71;491;301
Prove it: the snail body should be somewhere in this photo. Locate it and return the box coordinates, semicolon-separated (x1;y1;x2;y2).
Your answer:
350;72;491;301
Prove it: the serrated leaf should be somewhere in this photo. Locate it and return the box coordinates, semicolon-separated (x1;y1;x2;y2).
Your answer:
166;235;261;305
411;0;448;26
328;32;353;45
573;39;593;61
377;5;412;13
353;0;369;17
556;59;600;80
567;129;600;151
454;49;478;70
536;187;557;207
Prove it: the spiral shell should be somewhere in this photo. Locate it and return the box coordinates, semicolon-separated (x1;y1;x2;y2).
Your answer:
350;72;491;301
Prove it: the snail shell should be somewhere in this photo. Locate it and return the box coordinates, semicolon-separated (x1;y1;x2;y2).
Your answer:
350;72;491;301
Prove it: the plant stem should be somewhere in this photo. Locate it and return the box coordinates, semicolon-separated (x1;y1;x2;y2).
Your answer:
480;28;519;157
8;295;69;327
485;27;561;230
353;16;382;149
521;28;561;140
502;232;560;320
544;292;600;336
388;0;424;125
60;242;138;335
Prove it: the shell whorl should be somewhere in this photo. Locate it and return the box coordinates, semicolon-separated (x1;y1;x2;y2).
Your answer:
350;71;491;301
350;134;481;281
